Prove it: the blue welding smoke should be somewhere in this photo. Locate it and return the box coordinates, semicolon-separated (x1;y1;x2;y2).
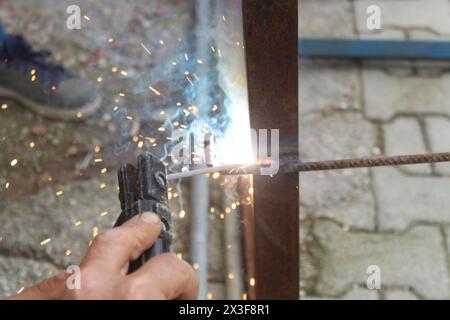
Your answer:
109;0;251;173
158;9;232;174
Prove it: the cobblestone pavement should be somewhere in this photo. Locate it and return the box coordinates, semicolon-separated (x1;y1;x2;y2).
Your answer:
300;0;450;299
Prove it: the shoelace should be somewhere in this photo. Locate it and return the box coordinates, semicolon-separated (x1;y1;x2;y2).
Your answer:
1;34;73;84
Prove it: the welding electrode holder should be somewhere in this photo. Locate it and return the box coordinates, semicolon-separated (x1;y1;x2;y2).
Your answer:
114;153;172;273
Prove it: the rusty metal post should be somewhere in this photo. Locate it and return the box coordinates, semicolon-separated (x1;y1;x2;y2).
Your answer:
242;0;299;299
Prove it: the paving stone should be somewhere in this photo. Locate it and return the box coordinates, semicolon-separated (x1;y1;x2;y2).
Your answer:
300;221;319;291
341;287;379;300
373;167;450;230
443;225;450;257
383;117;431;174
363;62;414;78
425;117;450;175
384;289;419;300
0;256;60;298
359;29;405;40
312;220;449;299
362;69;450;121
300;253;318;289
301;170;375;230
300;60;361;115
300;204;312;222
0;175;120;268
354;0;450;35
300;112;377;161
299;0;355;37
300;112;377;229
413;61;450;78
302;287;379;300
409;29;450;41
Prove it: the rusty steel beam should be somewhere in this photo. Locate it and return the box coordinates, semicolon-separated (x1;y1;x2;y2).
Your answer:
242;0;299;299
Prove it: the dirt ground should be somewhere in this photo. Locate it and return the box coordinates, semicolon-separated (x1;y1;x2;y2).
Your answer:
0;0;193;201
0;0;232;297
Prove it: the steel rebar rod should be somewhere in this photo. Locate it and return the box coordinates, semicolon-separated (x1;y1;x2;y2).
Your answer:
167;151;450;180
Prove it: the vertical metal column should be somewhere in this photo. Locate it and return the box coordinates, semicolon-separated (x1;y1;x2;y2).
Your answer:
242;0;299;299
190;0;212;300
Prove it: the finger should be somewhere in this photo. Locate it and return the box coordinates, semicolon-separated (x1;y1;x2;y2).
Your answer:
8;273;69;300
81;212;161;273
122;253;199;300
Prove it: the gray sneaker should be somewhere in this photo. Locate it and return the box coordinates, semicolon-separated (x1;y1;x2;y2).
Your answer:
0;34;101;120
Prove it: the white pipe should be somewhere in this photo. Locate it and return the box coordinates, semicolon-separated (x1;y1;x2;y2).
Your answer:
223;184;244;299
190;0;212;300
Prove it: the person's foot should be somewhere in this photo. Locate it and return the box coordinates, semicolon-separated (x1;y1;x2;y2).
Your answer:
0;34;101;120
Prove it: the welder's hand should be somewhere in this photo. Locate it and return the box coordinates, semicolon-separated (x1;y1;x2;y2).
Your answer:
8;212;199;300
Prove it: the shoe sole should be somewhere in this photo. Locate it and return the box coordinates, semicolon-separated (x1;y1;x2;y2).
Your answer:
0;86;102;121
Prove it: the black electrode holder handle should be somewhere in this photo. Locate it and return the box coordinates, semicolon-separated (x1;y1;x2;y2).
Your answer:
114;153;172;273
